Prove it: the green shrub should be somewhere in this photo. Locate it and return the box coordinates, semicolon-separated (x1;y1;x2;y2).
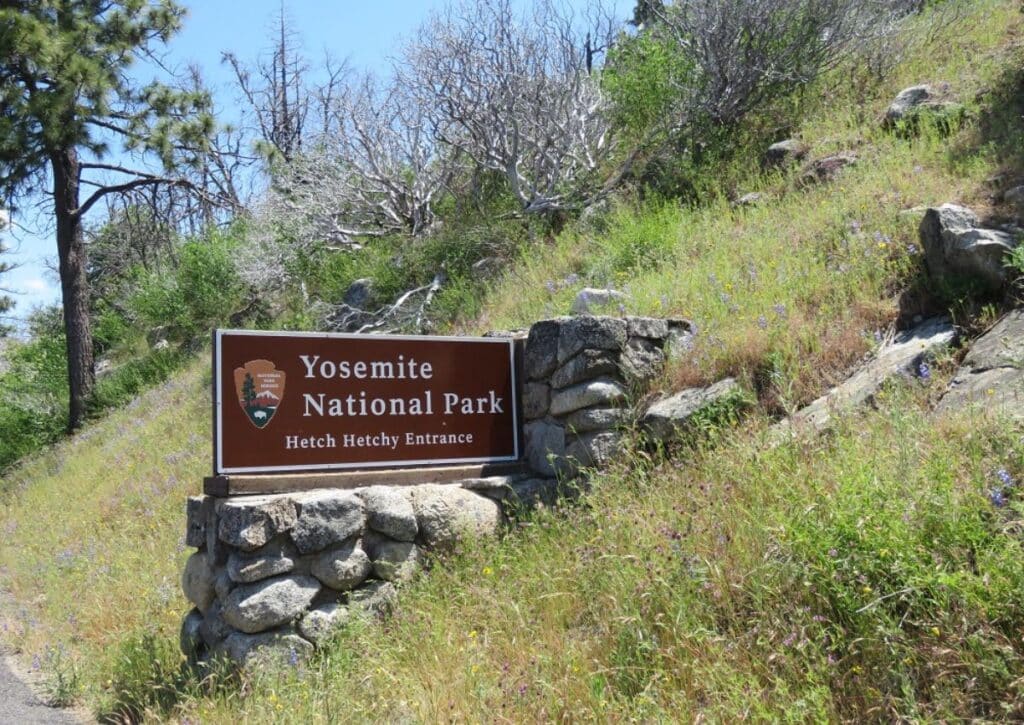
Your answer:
130;227;248;342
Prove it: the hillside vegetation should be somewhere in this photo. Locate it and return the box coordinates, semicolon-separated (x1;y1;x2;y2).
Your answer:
2;0;1024;722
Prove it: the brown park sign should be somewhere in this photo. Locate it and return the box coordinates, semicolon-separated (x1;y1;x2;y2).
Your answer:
213;330;520;475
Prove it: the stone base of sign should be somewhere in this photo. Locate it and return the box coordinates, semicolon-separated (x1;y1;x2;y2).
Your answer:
181;474;562;667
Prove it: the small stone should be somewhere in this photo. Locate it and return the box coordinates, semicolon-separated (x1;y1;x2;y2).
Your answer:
765;139;809;167
1003;185;1024;216
221;575;321;634
459;475;525;493
182;551;216;614
220;630;314;669
556;316;627;364
291;491;365;554
406;485;505;549
550;350;619;389
214;569;235;600
564;407;631;433
565;430;624;469
733;192;763;207
227;538;298;584
625;316;669;339
884;84;939;124
524;319;563;380
348;581;398;619
356;486;417;542
310;539;373;591
370;540;422;582
524;419;566;477
522;381;551;420
550;377;628;417
800;153;856;186
506;478;561;511
342;277;375;309
641;378;744;444
620;337;665;385
665;319;697;358
185;496;213;549
217;496;297;552
298;602;350;645
570;287;629;315
199;601;233;648
180;608;204;657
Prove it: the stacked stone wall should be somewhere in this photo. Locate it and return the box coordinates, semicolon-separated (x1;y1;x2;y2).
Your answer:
181;477;551;666
521;315;693;476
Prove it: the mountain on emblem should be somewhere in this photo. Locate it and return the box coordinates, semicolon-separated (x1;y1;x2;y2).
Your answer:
233;360;286;429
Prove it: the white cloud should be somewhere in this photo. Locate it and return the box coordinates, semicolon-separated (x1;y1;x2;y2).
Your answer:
23;277;49;293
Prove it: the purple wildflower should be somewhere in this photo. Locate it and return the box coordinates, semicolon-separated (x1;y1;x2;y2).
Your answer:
782;631;797;647
289;647;300;667
907;243;919;255
917;361;931;380
996;469;1014;487
989;489;1007;507
773;303;787;318
544;280;557;294
757;315;768;329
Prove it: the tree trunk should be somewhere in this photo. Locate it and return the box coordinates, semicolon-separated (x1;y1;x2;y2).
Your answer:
51;147;94;432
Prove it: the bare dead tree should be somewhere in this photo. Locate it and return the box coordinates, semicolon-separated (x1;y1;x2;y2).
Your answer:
240;69;464;294
652;0;913;128
400;0;621;215
223;7;348;166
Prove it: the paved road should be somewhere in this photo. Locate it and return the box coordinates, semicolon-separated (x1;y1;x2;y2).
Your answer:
0;651;80;725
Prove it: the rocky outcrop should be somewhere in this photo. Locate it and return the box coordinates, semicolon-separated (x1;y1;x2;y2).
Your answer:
773;316;956;438
937;309;1024;418
641;378;746;445
920;204;1018;294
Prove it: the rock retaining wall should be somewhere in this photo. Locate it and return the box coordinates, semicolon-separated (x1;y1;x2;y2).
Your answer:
521;315;693;476
181;475;557;667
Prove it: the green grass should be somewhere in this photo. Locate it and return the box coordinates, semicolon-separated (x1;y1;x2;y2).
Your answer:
1;0;1024;721
0;358;211;716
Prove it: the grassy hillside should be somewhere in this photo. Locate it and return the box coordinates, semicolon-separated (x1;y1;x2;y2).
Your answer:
1;1;1023;721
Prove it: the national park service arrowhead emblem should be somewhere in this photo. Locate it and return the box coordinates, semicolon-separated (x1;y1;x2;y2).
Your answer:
234;360;286;429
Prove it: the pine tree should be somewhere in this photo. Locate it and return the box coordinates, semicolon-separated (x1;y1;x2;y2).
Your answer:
242;373;256;410
0;1;216;430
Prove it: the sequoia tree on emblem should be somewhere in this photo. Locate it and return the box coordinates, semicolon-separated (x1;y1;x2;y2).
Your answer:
233;360;286;429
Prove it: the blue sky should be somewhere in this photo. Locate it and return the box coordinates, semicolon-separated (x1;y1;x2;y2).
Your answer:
3;0;632;322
